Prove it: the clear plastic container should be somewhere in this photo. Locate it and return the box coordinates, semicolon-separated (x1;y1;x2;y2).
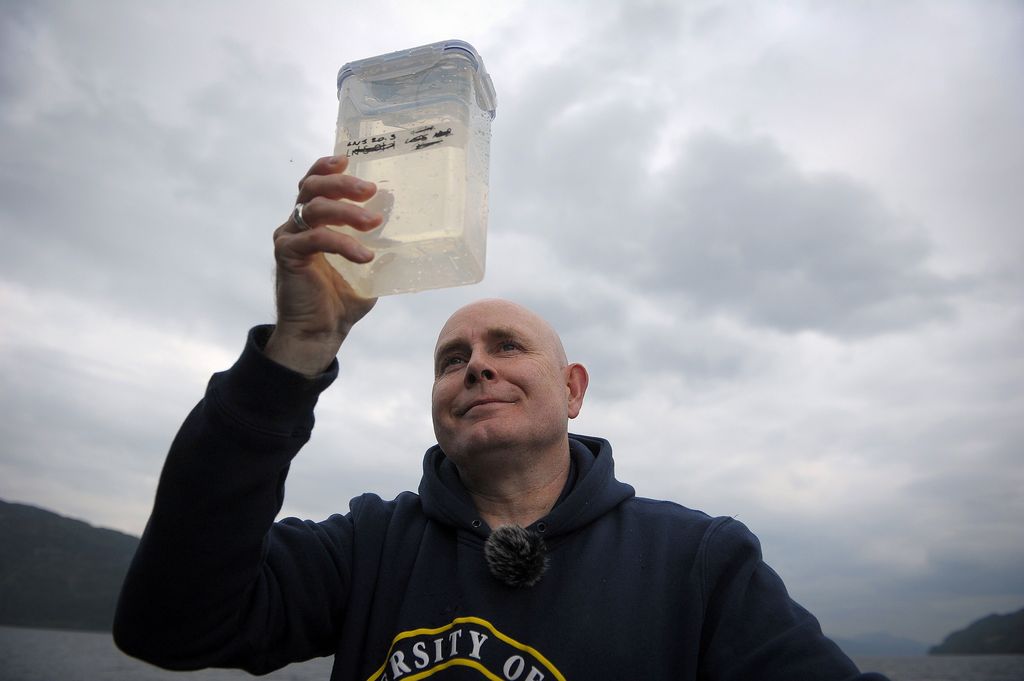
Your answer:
326;39;497;297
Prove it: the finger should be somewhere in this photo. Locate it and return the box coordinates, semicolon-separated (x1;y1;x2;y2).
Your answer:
279;196;381;237
277;224;375;264
298;155;349;187
300;197;383;232
297;173;377;204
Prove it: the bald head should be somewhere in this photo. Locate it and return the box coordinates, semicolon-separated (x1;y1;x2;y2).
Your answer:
434;299;568;372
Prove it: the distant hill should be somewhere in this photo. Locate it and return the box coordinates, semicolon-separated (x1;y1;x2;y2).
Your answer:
832;631;928;657
929;607;1024;655
0;499;139;631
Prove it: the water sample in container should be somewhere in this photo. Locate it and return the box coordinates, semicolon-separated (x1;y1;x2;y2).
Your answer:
326;39;497;297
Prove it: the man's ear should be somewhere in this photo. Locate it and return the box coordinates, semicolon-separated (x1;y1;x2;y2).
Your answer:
566;363;589;419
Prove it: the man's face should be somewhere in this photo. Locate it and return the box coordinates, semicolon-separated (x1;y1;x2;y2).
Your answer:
431;300;586;461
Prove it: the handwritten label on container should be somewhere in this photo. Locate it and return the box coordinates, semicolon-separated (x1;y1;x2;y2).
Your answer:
342;121;464;161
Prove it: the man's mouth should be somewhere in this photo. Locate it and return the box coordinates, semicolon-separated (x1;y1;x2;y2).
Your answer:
457;398;510;416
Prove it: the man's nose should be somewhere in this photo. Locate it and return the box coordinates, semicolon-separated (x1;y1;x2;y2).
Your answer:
464;352;496;386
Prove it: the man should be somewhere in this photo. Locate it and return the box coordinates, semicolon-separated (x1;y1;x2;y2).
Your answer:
115;157;889;680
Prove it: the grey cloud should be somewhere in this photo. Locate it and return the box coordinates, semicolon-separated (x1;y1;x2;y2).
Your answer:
565;314;750;398
638;133;959;335
498;99;960;336
0;339;199;466
0;22;321;346
0;338;203;534
906;553;1024;600
485;0;967;339
902;466;1024;526
746;505;1024;641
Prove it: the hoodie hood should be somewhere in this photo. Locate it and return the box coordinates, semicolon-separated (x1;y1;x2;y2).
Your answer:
418;433;635;539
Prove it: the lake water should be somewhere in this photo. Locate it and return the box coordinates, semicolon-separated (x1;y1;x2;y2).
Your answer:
2;626;1022;680
0;626;333;681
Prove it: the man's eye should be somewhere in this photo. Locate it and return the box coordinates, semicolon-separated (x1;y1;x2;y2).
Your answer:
442;356;465;369
499;341;518;352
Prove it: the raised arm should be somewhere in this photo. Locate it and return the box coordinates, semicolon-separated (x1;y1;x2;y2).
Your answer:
114;157;383;673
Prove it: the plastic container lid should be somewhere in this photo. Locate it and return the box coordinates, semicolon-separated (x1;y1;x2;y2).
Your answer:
337;39;497;118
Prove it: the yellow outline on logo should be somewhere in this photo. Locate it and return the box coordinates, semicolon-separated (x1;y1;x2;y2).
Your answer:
366;616;566;681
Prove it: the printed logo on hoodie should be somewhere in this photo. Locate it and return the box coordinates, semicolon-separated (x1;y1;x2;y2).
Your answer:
366;616;565;681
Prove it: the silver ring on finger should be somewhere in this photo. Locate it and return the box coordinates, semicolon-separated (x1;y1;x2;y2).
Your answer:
292;202;311;231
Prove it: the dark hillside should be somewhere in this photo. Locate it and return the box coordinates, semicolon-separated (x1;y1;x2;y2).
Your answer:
929;607;1024;655
0;499;139;631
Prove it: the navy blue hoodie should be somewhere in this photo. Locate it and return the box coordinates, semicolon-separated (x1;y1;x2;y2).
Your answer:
115;327;888;680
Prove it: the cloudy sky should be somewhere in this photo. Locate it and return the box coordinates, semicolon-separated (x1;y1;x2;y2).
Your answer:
2;0;1022;647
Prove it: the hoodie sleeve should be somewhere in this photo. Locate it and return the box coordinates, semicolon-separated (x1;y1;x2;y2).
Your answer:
113;326;354;674
697;517;890;681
